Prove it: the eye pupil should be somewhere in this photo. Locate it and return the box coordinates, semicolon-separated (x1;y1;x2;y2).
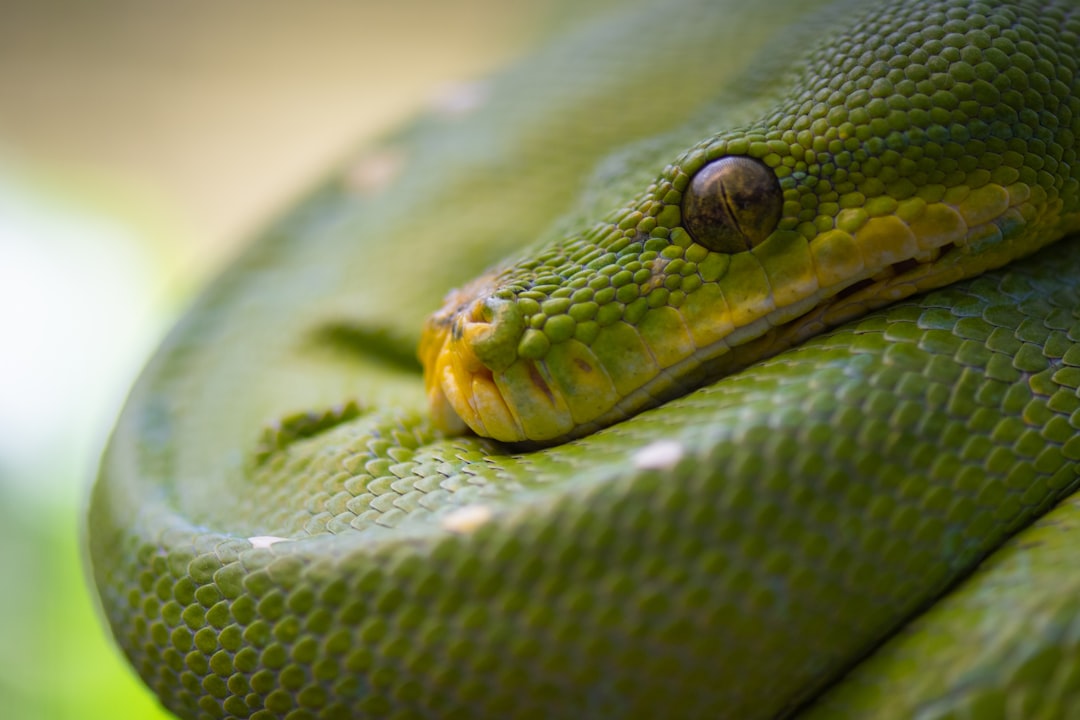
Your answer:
681;156;782;253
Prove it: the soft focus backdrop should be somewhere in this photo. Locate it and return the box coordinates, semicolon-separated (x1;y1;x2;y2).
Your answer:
0;1;614;717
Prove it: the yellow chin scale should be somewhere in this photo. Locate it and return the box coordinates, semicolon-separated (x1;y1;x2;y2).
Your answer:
421;179;1074;445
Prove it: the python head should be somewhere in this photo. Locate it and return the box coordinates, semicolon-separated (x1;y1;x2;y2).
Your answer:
421;10;1073;444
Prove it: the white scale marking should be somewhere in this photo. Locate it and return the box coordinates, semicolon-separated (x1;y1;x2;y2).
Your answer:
248;536;288;549
633;440;685;470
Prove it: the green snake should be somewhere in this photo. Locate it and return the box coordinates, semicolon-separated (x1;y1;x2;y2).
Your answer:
89;0;1080;717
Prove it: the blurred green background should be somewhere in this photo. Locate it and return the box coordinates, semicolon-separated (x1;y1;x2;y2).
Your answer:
0;1;612;717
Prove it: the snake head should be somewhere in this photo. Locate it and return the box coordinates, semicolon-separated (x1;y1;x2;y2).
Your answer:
421;1;1076;445
417;162;799;446
421;146;1053;445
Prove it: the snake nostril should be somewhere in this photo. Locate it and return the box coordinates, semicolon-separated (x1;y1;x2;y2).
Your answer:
463;297;525;372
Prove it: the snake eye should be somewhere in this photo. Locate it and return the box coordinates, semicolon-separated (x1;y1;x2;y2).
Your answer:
681;156;782;253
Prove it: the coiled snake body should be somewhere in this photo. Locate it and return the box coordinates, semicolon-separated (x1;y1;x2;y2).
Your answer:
90;0;1080;717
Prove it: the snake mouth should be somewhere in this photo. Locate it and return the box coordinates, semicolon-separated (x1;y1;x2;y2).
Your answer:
421;179;1060;445
421;250;954;445
420;249;954;444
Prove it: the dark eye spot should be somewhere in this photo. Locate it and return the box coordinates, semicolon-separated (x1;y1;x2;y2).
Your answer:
681;156;782;253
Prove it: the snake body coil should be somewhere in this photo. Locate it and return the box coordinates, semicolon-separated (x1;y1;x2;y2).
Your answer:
90;1;1080;718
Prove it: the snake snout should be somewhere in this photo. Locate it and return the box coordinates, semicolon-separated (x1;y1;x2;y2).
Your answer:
461;297;527;373
421;288;538;442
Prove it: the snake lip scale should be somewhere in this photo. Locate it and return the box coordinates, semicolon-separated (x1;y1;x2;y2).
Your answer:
90;1;1080;718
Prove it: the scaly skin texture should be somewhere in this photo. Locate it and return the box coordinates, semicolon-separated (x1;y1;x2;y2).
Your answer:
89;1;1080;718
